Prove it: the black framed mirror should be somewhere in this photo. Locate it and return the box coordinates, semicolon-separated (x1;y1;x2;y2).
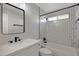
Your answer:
1;3;25;34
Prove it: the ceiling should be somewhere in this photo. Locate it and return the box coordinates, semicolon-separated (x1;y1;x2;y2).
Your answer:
36;3;76;15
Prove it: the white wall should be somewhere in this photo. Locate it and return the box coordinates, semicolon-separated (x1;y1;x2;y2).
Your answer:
40;18;47;39
0;3;39;45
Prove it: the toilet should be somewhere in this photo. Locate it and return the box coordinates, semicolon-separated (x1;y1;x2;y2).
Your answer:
39;48;54;56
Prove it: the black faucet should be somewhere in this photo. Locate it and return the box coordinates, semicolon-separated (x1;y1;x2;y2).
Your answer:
8;37;21;43
15;37;19;42
15;37;21;42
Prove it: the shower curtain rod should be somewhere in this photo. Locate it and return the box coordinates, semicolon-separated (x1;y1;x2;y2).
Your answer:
40;3;79;16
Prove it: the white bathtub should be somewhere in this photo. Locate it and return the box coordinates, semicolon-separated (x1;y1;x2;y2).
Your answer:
45;42;79;56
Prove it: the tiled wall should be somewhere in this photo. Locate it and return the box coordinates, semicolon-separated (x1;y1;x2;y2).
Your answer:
73;6;79;48
0;3;40;45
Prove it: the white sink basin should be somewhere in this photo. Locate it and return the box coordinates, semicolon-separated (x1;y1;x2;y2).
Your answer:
0;39;40;56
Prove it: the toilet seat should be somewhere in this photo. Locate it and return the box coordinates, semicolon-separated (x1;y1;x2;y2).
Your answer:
39;48;53;56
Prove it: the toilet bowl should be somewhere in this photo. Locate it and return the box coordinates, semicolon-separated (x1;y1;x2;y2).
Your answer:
39;48;54;56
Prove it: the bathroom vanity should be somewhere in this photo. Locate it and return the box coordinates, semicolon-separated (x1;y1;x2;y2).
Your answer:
0;3;40;56
0;39;40;56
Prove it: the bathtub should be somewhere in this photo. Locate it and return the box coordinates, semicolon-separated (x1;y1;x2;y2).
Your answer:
44;42;79;56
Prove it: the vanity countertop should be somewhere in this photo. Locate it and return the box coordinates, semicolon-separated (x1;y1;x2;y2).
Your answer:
0;39;41;56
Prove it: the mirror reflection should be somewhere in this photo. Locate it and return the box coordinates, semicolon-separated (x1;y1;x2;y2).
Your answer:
1;3;25;34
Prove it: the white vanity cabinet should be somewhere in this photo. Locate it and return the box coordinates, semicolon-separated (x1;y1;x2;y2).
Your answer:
7;43;40;56
0;39;40;56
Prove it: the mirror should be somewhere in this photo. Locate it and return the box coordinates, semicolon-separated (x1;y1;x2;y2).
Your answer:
1;3;25;34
